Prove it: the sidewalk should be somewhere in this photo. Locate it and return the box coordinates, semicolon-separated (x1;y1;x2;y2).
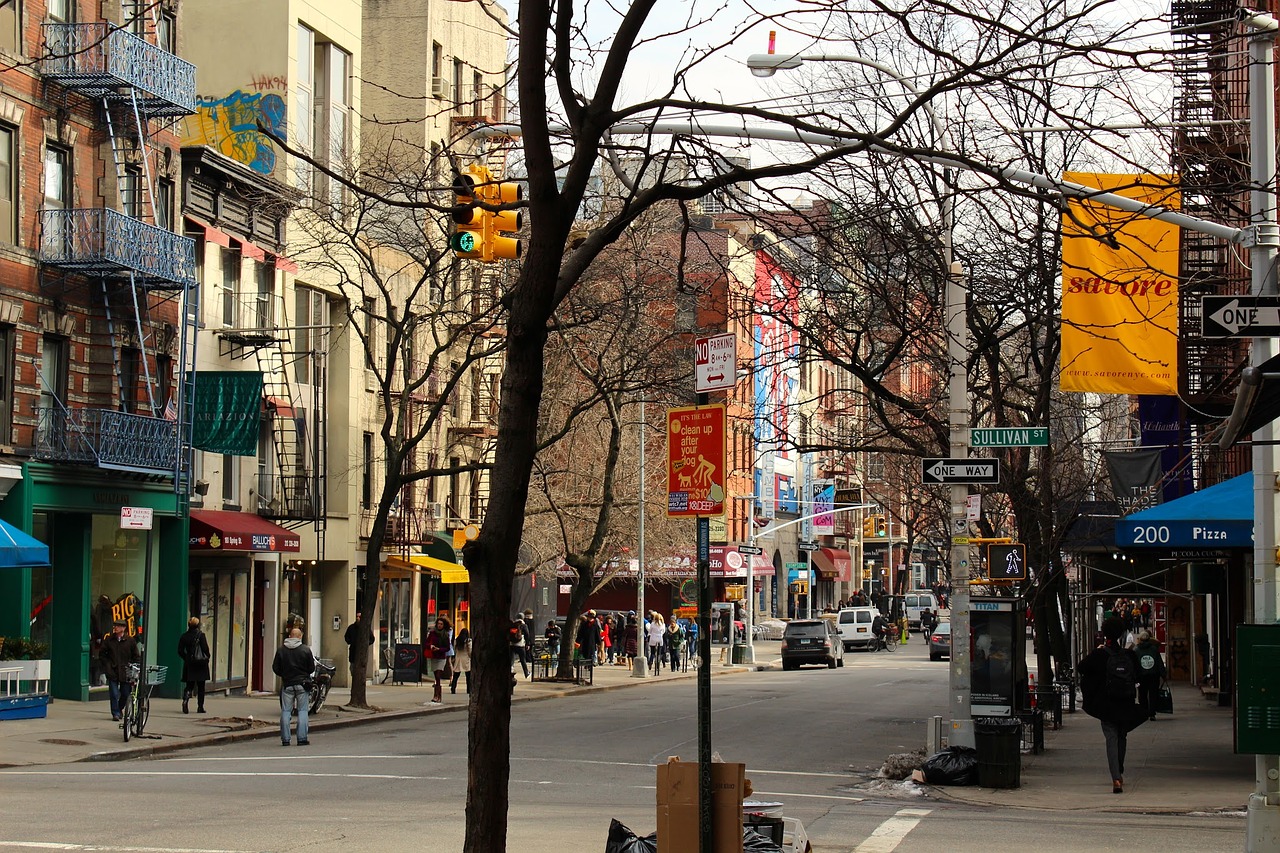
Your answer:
0;644;775;768
927;682;1255;814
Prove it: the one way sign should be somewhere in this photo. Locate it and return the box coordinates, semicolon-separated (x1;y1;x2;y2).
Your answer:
1201;295;1280;338
922;458;1000;485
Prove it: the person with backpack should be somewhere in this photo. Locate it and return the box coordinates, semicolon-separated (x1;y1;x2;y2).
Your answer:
1134;630;1167;721
1078;616;1148;793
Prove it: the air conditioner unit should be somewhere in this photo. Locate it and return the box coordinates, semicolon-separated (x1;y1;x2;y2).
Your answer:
426;501;444;520
430;77;450;100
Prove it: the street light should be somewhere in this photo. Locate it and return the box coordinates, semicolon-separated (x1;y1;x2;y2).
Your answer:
747;46;974;747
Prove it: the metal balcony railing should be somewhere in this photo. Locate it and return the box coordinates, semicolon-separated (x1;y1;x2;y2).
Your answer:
34;406;178;474
254;471;317;521
41;23;196;117
41;208;197;289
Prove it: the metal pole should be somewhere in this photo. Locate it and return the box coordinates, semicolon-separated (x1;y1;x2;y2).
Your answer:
1245;15;1280;851
744;517;756;665
803;453;812;619
697;514;712;853
634;399;648;678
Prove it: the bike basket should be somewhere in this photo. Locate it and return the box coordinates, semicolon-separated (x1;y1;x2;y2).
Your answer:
125;662;141;683
145;665;168;685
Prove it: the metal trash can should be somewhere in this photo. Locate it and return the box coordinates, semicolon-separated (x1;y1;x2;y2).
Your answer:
974;717;1022;789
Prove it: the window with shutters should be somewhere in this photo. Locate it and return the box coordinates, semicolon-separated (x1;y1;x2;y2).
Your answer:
0;126;14;243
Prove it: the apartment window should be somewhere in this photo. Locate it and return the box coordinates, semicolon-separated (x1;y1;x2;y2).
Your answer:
155;177;174;231
0;1;18;54
0;325;13;444
449;361;460;418
47;0;70;23
157;11;175;53
431;42;442;81
469;366;482;421
361;432;373;509
452;59;464;113
44;145;69;210
125;1;146;34
317;42;351;206
294;24;315;192
156;353;173;416
255;261;274;329
0;126;14;243
472;70;483;114
121;166;142;219
220;247;239;327
294;285;329;387
39;334;68;418
221;453;239;505
119;348;140;413
257;423;272;510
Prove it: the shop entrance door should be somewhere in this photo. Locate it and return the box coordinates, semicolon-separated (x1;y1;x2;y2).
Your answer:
251;562;266;692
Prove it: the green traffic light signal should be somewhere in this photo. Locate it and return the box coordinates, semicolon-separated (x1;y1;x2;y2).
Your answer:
451;231;477;253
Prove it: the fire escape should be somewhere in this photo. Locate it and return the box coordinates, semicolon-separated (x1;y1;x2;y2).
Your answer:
1171;0;1254;483
217;286;328;543
35;20;198;492
376;362;446;552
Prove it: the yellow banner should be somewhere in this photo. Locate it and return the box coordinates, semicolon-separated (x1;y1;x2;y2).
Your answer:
1060;173;1180;395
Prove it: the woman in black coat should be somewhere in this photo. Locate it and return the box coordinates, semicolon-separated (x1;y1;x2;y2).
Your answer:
177;616;211;714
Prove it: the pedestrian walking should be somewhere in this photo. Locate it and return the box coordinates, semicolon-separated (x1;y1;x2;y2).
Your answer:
544;619;562;659
576;611;600;668
344;611;373;682
177;616;210;714
1078;616;1148;793
1133;630;1166;721
601;614;615;665
450;625;472;694
646;612;666;674
424;616;452;705
520;610;536;676
623;614;639;670
99;619;140;722
272;627;316;746
664;617;684;671
510;618;529;678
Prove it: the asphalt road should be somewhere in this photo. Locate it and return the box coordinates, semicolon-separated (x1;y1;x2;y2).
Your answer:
0;642;1244;852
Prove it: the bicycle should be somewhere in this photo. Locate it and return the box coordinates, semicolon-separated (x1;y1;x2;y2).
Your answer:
121;664;166;742
873;631;898;653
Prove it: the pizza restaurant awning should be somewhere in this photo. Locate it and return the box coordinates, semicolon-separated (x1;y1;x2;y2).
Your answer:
810;547;853;582
387;553;470;584
189;510;301;552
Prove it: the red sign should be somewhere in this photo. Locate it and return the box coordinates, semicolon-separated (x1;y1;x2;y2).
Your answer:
667;405;726;517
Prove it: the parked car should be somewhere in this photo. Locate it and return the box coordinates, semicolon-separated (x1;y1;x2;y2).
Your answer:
928;621;951;661
836;606;880;651
904;591;939;631
781;619;844;670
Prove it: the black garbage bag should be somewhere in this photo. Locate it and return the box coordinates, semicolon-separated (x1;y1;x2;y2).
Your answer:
920;746;979;786
605;819;657;853
743;826;785;852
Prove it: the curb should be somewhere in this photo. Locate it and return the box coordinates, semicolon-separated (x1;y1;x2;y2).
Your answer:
79;664;764;763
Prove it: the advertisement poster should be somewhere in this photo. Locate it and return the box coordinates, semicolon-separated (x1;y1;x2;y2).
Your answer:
666;405;726;517
970;598;1022;716
812;479;835;536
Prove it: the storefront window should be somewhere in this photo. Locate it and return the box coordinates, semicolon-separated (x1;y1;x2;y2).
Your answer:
380;577;411;646
191;564;250;689
89;514;156;661
28;513;51;648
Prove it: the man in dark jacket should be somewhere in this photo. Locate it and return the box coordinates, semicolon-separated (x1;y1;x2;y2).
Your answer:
98;619;140;722
1133;630;1167;721
576;611;600;666
272;627;316;746
344;611;373;676
1078;616;1148;793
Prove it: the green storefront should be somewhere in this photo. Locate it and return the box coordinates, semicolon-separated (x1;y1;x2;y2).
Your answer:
0;462;188;701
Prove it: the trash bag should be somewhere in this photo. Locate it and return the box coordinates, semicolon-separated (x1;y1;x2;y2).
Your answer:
743;826;785;852
605;819;657;853
920;746;979;786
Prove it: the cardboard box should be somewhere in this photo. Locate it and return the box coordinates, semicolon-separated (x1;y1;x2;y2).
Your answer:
656;757;745;853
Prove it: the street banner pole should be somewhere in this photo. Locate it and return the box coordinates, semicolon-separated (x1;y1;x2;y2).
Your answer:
697;513;712;853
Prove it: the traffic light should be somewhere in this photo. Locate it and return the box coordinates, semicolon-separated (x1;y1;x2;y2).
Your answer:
986;543;1027;581
484;180;523;261
450;167;486;259
863;515;875;538
875;515;888;538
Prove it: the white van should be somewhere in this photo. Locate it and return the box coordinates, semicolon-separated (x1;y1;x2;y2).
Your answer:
904;592;938;630
836;607;880;651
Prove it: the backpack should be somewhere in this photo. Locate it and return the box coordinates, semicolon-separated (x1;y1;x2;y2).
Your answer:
1105;647;1136;702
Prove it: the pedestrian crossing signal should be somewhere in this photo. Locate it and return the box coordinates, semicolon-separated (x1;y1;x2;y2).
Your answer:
986;543;1027;581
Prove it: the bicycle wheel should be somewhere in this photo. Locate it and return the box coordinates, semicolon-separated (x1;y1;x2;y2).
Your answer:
885;635;898;652
120;690;134;743
133;690;150;738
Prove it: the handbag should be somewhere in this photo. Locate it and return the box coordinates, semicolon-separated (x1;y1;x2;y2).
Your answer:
1156;685;1174;715
189;634;208;662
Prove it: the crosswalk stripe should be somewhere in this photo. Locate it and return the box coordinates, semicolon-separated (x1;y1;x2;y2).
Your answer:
853;807;931;853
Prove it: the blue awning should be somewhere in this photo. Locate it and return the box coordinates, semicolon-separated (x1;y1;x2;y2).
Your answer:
0;519;50;567
1115;473;1252;549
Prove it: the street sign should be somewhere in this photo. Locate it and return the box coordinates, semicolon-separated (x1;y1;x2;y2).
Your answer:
120;506;153;530
1201;295;1280;338
694;332;736;393
953;536;970;545
797;541;819;552
922;458;1000;485
737;545;763;555
970;427;1048;448
666;405;727;517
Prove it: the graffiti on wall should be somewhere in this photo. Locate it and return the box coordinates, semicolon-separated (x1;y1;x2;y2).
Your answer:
183;87;287;176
